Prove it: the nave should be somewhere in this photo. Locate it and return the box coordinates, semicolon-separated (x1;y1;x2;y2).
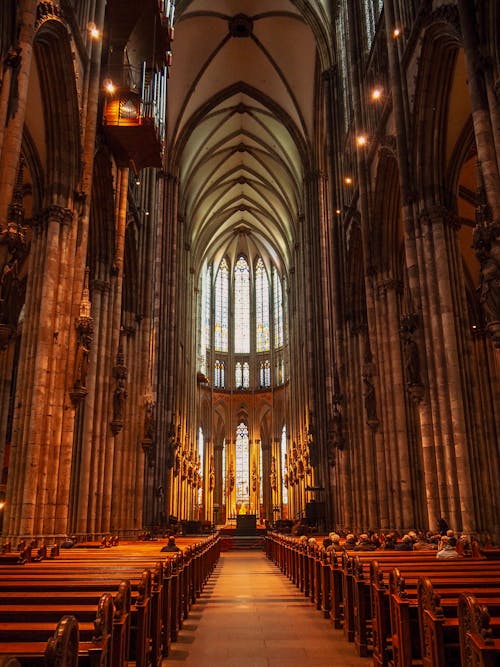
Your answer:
166;550;366;667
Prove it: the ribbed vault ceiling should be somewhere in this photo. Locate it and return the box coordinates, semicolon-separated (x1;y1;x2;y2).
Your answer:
168;0;332;273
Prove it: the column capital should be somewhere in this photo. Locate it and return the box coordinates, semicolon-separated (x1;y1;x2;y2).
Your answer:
33;205;73;230
418;205;460;231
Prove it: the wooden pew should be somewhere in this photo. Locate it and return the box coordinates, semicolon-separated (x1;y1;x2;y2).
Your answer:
418;578;500;667
458;593;500;667
0;534;220;666
0;614;104;667
345;552;500;663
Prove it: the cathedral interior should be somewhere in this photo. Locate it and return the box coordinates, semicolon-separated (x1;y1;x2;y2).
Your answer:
0;0;499;545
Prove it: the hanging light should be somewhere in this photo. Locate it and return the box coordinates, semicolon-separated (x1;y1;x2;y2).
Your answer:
393;27;401;38
371;87;382;101
344;176;353;186
103;78;116;94
356;134;368;147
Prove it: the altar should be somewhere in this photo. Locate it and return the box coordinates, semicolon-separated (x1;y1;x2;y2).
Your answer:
236;514;257;535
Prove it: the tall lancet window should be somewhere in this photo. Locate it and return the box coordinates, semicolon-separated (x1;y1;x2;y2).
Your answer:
281;425;288;504
362;0;384;50
215;259;229;352
235;422;249;506
242;362;250;388
273;267;284;348
200;264;211;374
214;360;225;388
198;427;204;504
255;258;270;352
235;362;242;388
234;256;250;353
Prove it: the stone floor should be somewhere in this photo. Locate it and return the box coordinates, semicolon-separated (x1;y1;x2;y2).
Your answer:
165;550;369;667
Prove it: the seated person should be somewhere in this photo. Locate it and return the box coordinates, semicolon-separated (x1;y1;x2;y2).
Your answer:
395;534;413;551
382;533;396;549
436;535;459;559
344;533;357;549
354;533;377;550
161;536;181;553
327;532;342;552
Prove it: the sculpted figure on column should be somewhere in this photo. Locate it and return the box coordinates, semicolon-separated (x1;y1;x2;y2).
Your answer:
113;377;127;421
74;332;91;390
166;421;176;468
402;332;421;386
477;234;500;342
363;375;379;429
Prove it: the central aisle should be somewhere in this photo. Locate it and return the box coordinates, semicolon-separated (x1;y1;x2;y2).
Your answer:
165;549;368;667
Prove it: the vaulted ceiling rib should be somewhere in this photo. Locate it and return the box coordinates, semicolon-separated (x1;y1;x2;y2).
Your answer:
168;0;331;274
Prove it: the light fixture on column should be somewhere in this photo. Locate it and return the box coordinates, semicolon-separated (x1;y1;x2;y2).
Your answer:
88;22;100;39
103;78;116;95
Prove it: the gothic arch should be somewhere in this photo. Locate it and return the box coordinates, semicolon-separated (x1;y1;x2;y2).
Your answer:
33;19;81;204
88;149;114;278
345;218;366;329
371;151;401;276
123;220;139;317
413;17;461;205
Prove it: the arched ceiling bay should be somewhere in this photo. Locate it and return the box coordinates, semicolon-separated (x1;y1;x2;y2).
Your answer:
168;0;330;273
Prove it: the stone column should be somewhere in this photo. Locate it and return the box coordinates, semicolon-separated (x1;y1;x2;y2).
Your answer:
0;0;37;224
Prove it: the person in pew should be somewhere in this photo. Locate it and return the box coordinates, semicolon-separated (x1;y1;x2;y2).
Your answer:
161;536;181;552
412;531;436;550
60;536;76;548
395;534;414;550
436;535;460;559
370;532;382;548
344;533;357;548
326;532;342;552
354;533;377;551
381;532;397;549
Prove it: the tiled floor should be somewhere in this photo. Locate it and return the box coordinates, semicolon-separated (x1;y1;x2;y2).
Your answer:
165;550;369;667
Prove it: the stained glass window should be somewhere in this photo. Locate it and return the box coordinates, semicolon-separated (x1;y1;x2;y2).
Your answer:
215;259;228;352
198;427;204;505
235;362;242;388
273;267;284;348
259;446;263;504
243;362;250;389
255;258;270;352
335;5;352;130
222;438;226;498
362;0;384;51
214;360;225;388
200;264;211;374
234;256;250;353
281;425;288;504
235;422;249;506
259;360;270;387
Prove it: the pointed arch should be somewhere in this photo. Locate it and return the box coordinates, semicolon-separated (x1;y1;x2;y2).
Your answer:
34;19;81;203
